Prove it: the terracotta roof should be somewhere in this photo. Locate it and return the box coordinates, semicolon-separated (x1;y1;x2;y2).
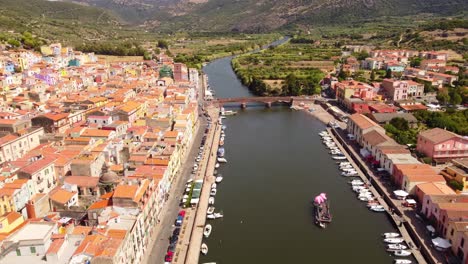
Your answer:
81;129;113;138
0;134;18;146
418;128;461;144
113;185;138;199
19;156;56;175
362;129;394;147
46;238;65;255
88;199;112;210
41;113;69;121
416;182;456;196
100;191;114;199
49;189;76;204
64;176;99;187
69;226;90;236
349;114;379;130
405;173;445;183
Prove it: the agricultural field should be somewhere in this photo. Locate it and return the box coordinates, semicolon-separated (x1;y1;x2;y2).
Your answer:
231;39;341;95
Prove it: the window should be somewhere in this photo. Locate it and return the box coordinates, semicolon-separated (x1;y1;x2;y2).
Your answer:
16;249;21;256
30;247;36;254
462;238;465;248
451;228;454;236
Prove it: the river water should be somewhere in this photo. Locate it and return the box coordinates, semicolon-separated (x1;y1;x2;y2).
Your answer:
200;41;398;264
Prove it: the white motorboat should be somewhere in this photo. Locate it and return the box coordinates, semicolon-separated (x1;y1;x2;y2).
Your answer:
201;243;208;255
211;183;217;189
384;237;405;244
339;162;350;165
383;232;401;238
215;176;223;183
359;196;374;202
342;172;359;177
217;157;227;163
210;188;217;196
387;244;407;251
207;212;224;219
215;163;220;168
207;206;215;214
204;224;212;238
394;259;412;264
208;197;215;205
350;180;364;185
332;156;347;160
370;205;385;210
394;250;412;257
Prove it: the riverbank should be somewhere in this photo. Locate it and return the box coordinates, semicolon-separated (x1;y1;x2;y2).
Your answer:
167;105;221;264
326;128;426;264
329;127;446;264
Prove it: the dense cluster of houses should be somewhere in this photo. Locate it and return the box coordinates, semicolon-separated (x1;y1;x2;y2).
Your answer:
326;49;462;114
347;114;468;263
0;43;200;263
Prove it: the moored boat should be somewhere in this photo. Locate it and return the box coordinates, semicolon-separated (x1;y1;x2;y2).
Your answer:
215;176;223;183
207;206;215;214
210;188;217;196
394;259;412;264
201;243;208;255
215;163;220;168
394;250;412;257
217;157;227;163
332;156;347;160
387;244;407;251
204;224;212;238
384;237;405;244
208;197;215;205
383;232;401;238
207;212;224;219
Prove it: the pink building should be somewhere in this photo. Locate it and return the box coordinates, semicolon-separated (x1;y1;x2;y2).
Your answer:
336;80;375;105
417;128;468;162
381;79;424;101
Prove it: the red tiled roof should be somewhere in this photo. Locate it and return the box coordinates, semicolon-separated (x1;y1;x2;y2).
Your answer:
19;156;56;175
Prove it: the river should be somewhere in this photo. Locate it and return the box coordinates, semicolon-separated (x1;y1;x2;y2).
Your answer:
200;40;398;264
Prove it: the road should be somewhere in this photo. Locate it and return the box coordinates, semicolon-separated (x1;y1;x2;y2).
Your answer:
144;74;209;264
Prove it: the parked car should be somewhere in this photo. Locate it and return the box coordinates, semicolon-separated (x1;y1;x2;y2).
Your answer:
173;228;181;236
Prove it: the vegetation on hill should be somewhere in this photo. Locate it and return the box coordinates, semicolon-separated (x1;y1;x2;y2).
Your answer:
413;109;468;136
169;33;281;69
231;38;336;96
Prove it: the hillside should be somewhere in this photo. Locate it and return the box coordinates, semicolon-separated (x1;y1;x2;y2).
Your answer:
69;0;468;32
0;0;137;44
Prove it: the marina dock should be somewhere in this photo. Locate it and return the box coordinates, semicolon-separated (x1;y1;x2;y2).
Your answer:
327;128;429;264
176;106;221;264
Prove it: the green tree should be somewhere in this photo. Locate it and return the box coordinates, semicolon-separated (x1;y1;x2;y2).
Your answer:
436;89;450;105
157;40;169;49
370;70;376;81
385;69;392;78
390;117;409;131
7;39;20;47
410;57;422;67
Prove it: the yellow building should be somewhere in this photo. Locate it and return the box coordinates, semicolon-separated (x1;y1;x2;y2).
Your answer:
440;158;468;192
0;211;24;233
0;189;16;215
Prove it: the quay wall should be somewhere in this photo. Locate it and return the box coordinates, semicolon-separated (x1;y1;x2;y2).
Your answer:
329;128;436;264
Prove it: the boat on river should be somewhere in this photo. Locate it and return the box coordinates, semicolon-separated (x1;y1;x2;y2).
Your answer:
207;206;215;214
370;205;386;212
207;212;224;219
217;147;225;157
217;157;227;163
394;250;412;257
215;163;220;168
215;176;223;183
383;232;401;238
208;197;215;205
210;188;217;196
384;237;405;244
387;244;407;251
204;224;212;238
313;193;332;228
223;110;237;116
394;259;412;264
201;243;208;255
332;156;347;160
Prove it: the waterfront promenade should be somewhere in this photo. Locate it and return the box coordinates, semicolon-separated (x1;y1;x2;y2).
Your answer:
166;105;220;264
326;128;427;263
